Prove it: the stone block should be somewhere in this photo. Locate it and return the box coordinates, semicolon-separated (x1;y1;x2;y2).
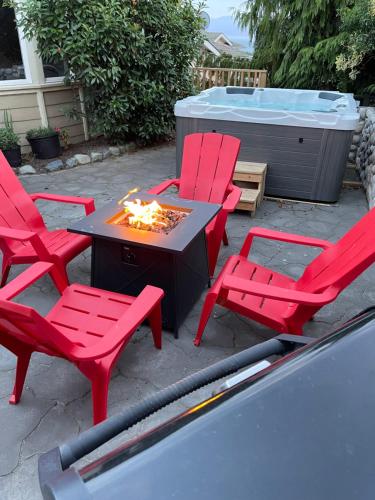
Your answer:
102;149;111;159
19;164;36;175
74;154;91;165
91;151;103;162
352;134;360;145
125;141;137;152
65;157;78;169
46;159;64;172
355;121;365;133
109;146;120;156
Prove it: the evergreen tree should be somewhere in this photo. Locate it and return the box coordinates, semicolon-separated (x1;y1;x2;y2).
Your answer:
336;0;375;95
235;0;350;89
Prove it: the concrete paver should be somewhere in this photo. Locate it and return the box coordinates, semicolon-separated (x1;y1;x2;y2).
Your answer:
0;144;373;498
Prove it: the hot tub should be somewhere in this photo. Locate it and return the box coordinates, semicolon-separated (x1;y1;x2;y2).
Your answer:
175;87;359;202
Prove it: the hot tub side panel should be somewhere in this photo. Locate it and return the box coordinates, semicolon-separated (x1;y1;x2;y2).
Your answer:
311;129;353;202
176;117;353;202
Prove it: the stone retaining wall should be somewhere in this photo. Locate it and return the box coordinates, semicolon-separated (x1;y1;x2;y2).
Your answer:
353;107;375;209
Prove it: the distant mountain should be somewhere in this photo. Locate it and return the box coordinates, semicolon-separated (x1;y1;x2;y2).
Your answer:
208;15;252;51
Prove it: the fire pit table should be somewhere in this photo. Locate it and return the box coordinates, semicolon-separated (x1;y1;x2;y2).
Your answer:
68;193;221;337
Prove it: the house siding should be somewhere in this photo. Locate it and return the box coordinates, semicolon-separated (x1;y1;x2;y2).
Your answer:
0;86;86;152
45;88;85;145
0;93;42;152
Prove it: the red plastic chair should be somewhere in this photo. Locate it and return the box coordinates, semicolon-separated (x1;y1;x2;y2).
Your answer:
0;150;95;292
148;133;241;277
0;262;164;424
194;208;375;345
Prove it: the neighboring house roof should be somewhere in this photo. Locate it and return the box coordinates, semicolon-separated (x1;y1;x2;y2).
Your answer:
204;31;250;59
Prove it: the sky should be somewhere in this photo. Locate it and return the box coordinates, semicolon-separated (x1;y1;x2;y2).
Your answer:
204;0;245;19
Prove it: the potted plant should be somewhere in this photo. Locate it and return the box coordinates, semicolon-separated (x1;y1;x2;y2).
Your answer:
26;126;61;159
0;111;21;168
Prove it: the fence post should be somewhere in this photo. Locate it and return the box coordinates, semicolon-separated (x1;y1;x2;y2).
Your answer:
259;71;267;87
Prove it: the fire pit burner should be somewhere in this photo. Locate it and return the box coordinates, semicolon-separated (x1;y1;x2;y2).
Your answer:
108;203;190;235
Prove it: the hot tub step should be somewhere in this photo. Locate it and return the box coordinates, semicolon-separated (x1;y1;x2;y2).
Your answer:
236;188;261;214
233;161;267;214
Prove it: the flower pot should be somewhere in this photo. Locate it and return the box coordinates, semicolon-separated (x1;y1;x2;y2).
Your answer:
27;133;61;159
2;145;22;168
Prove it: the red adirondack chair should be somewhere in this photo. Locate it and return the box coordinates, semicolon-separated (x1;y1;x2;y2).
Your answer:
194;208;375;346
0;262;164;424
148;133;241;277
0;150;95;292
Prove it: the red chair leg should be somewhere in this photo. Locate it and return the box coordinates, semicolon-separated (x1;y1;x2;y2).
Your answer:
223;230;229;246
148;303;162;349
49;262;69;294
207;241;220;279
91;373;111;425
9;350;32;404
1;259;11;288
194;292;218;346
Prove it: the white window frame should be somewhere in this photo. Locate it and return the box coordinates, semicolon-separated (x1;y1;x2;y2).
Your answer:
0;6;65;88
45;76;65;84
0;19;32;86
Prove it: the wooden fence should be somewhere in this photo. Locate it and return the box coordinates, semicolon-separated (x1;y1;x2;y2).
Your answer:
193;67;267;90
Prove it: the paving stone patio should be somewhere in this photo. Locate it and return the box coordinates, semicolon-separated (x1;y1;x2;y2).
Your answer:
0;143;374;499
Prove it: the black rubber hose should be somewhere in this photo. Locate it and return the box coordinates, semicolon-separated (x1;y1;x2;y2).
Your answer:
59;338;287;469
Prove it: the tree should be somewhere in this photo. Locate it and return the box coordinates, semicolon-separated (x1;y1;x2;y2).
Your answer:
235;0;349;89
336;0;375;95
12;0;203;142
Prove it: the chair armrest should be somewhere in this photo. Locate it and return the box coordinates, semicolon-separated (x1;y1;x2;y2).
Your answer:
147;179;180;195
67;286;164;361
0;262;54;300
222;275;338;306
0;226;51;260
240;226;334;258
30;193;95;215
223;184;242;212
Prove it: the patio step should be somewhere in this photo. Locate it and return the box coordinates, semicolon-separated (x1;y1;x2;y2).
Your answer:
233;161;267;214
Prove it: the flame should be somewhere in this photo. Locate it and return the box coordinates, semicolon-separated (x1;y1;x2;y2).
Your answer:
117;188;166;229
124;198;166;228
118;187;140;205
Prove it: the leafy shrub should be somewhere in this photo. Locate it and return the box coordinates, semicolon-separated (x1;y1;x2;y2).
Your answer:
0;128;19;150
13;0;203;143
26;126;57;140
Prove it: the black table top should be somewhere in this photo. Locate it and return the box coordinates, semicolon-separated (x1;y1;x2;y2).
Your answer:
68;193;221;253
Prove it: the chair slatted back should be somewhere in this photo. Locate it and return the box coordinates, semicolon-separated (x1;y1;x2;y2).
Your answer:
178;133;240;204
296;208;375;294
0;151;45;252
0;299;66;357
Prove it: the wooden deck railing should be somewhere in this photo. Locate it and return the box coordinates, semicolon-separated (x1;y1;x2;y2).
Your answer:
193;67;267;90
